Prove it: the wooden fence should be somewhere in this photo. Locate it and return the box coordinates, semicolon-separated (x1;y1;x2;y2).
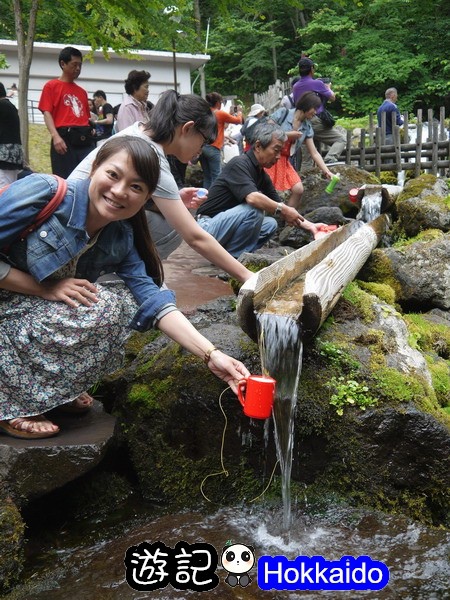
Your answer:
343;108;449;177
254;81;450;176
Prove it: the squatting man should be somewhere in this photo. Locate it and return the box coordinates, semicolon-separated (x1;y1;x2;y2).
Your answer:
195;121;330;258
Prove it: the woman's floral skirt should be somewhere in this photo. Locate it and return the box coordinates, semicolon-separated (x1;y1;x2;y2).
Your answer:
0;281;138;420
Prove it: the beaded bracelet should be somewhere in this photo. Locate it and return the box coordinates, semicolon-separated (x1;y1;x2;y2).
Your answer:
203;347;219;364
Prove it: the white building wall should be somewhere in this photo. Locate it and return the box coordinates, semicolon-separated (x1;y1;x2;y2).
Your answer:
0;40;209;122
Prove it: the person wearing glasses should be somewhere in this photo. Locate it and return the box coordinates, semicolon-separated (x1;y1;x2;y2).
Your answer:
39;46;95;178
69;90;252;283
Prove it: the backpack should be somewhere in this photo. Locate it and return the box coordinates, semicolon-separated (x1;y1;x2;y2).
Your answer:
0;175;67;251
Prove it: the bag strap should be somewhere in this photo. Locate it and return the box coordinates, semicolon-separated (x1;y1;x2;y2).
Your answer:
280;107;289;126
0;175;67;250
272;107;290;127
17;175;67;240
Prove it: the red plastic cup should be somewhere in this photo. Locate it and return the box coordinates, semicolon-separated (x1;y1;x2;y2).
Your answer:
238;375;276;419
349;188;359;202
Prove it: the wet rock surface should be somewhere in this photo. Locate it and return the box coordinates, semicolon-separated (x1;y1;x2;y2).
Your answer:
0;401;116;504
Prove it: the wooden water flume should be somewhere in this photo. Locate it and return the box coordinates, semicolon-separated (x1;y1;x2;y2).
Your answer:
237;214;390;341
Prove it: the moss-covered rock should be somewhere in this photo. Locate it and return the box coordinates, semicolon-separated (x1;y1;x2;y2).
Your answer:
0;493;25;594
360;233;450;311
98;287;450;527
395;174;450;237
290;289;450;526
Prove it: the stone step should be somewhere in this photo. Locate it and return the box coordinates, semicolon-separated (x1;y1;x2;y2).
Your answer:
0;401;116;503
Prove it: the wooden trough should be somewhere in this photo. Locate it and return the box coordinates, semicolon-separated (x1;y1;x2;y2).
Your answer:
237;214;390;342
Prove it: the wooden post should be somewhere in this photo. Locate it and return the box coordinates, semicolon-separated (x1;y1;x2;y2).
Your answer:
402;112;409;168
431;121;438;175
375;128;381;178
402;112;409;143
359;129;366;171
415;122;423;178
393;125;401;172
380;112;386;145
427;109;433;141
368;113;374;145
439;107;446;141
346;129;352;165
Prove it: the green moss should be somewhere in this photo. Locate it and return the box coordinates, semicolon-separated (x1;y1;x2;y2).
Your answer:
373;366;441;415
378;171;398;185
403;313;450;358
341;281;376;322
352;489;442;526
0;499;25;594
134;343;184;377
128;380;174;410
425;357;450;407
317;340;360;372
159;452;264;508
357;281;397;305
397;173;440;203
125;330;161;360
358;250;402;300
392;228;444;249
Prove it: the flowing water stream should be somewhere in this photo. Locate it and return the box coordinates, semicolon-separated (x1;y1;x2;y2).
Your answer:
256;313;303;534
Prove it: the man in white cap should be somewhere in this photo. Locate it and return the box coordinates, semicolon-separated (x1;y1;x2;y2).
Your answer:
241;103;267;151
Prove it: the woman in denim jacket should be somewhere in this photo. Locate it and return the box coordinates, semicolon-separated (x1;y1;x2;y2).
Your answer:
0;136;249;439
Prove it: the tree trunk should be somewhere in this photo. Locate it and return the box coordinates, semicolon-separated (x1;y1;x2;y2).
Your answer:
193;0;206;98
13;0;40;165
271;17;278;82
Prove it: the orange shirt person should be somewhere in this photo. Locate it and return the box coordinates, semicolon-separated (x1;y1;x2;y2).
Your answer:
199;92;243;188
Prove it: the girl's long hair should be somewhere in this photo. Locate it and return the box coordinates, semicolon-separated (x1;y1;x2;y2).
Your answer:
91;136;164;286
144;90;217;145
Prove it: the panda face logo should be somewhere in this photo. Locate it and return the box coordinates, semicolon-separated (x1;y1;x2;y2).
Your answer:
221;543;255;575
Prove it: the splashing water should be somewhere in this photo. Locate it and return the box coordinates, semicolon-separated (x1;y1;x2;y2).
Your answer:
256;313;303;534
356;191;383;222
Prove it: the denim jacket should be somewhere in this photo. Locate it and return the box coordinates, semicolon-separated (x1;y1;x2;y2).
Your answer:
0;173;176;331
270;107;314;154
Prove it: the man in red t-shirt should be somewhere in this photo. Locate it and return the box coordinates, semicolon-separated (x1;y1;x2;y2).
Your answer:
39;46;95;178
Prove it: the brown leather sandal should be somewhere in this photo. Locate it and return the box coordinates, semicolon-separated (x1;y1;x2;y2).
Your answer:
0;415;60;439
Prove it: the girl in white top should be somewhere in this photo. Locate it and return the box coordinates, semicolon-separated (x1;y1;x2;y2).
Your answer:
70;90;252;283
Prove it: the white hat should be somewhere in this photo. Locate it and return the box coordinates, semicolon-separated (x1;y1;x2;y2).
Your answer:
248;103;265;117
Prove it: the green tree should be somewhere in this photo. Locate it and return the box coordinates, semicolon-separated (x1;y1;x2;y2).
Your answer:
0;0;198;159
297;0;450;115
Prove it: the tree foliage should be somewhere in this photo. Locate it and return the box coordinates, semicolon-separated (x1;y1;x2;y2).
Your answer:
0;0;449;125
295;0;450;115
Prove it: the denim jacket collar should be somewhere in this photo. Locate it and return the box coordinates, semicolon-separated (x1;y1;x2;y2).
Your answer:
67;178;91;231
